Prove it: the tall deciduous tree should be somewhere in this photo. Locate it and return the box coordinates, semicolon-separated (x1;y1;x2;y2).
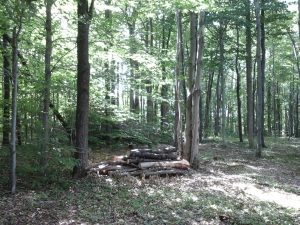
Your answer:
73;0;95;178
255;0;263;157
2;34;10;146
174;9;184;155
183;11;205;167
245;0;254;148
40;0;54;172
235;25;243;143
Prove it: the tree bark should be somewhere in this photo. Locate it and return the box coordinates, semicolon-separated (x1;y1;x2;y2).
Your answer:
73;0;94;178
235;25;243;143
41;0;53;170
10;27;19;194
183;12;197;161
184;11;205;167
255;0;263;157
146;18;154;123
204;54;214;138
219;22;226;143
2;34;10;146
214;71;221;136
174;9;184;155
261;0;266;147
245;0;254;148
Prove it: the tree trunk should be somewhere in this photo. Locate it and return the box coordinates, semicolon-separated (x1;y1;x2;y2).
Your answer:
235;25;243;142
261;0;266;147
255;0;263;157
146;18;154;123
295;86;299;137
161;15;172;132
215;71;221;136
267;82;272;135
184;11;205;167
10;27;19;194
73;0;94;178
41;0;53;170
174;9;184;155
204;69;214;138
191;11;205;166
2;34;10;146
245;0;254;148
183;12;197;161
219;22;226;143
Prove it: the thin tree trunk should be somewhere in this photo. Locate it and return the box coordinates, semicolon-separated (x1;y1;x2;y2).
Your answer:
295;86;299;137
215;71;221;136
219;22;226;142
161;16;172;131
204;69;214;138
73;0;94;178
235;26;243;142
2;34;10;146
41;0;53;170
16;114;22;145
261;1;266;147
146;18;154;123
255;0;263;157
245;0;254;148
10;27;19;194
267;82;272;135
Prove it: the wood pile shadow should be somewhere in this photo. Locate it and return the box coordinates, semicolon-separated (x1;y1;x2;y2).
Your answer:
87;147;190;178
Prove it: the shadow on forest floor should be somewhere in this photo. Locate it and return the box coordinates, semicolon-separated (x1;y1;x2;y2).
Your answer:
0;137;299;225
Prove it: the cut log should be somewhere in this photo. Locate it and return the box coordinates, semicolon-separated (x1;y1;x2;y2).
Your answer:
129;151;178;160
126;158;158;164
138;159;190;170
130;147;177;155
109;168;188;177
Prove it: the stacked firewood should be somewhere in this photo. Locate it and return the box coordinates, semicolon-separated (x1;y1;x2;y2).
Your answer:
88;146;190;178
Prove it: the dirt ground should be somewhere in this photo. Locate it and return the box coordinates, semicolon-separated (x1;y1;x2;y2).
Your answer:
0;138;299;225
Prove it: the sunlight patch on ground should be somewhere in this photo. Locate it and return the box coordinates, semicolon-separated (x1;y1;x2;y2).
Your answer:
234;182;300;210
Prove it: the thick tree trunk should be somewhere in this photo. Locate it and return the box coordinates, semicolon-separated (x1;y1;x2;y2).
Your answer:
174;9;184;155
255;0;263;157
184;11;205;167
41;0;53;170
245;0;254;148
190;11;205;166
73;0;94;178
183;12;197;161
235;26;243;143
2;34;10;146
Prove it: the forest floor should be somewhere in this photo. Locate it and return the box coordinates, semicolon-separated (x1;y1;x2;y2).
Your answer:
0;137;299;225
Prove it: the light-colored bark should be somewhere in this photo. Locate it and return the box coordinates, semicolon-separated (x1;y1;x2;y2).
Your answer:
174;9;184;155
184;11;205;167
41;0;53;171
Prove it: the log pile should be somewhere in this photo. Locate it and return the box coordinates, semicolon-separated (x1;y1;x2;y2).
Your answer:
88;146;190;178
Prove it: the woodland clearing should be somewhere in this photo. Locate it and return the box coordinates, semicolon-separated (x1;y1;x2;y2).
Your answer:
0;138;299;225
